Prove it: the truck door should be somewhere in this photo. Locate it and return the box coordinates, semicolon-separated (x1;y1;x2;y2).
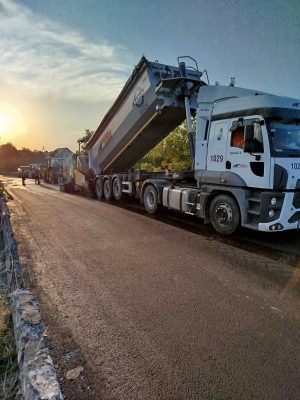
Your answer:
225;117;271;189
206;120;229;172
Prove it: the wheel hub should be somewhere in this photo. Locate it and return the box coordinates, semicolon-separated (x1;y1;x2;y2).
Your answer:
114;182;120;195
214;203;232;226
104;181;110;195
146;192;155;209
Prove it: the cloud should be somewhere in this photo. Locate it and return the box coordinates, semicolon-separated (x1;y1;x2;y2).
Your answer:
0;0;134;102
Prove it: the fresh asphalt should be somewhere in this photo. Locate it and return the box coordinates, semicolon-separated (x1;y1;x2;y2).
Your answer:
2;176;300;400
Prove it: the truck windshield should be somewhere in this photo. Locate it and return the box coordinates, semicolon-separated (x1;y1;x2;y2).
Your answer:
268;120;300;156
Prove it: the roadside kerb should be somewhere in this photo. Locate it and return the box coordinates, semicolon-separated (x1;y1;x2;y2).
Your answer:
0;196;63;400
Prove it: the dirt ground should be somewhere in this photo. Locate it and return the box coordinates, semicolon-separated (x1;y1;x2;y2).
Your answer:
3;177;300;400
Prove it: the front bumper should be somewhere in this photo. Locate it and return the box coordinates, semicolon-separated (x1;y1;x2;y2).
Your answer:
258;192;300;231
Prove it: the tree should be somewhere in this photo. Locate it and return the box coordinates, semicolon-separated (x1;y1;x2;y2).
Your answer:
0;143;19;172
0;143;18;159
0;142;48;173
135;121;192;171
77;129;94;154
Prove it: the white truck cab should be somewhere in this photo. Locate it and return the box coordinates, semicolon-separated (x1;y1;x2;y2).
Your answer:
193;86;300;232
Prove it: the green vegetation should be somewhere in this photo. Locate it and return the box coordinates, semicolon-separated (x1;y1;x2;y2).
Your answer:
77;129;94;155
0;230;20;399
135;122;192;172
1;123;191;175
0;298;19;399
0;299;15;375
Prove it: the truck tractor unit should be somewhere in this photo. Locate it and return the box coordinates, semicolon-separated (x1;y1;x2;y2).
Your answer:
82;56;300;234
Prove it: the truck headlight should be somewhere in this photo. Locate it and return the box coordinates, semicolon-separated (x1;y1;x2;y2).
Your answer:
270;197;277;206
269;210;275;218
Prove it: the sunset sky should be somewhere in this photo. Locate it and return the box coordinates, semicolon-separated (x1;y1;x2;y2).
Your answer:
0;0;299;152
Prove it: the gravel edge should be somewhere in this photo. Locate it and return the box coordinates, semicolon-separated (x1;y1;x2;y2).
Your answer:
1;196;63;400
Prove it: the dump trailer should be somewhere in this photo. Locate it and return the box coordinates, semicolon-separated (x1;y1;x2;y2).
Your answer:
87;56;204;173
85;56;300;234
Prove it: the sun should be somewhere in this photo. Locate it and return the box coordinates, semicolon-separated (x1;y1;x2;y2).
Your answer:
0;104;28;142
0;111;11;134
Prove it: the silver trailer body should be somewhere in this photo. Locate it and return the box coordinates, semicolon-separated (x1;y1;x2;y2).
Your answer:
86;57;205;174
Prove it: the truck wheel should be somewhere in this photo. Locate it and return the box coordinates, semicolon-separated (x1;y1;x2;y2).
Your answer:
103;179;113;201
143;185;159;214
209;194;240;235
96;179;103;200
113;177;122;201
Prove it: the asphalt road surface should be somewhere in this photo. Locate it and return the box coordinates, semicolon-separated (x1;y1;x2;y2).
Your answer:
2;176;300;400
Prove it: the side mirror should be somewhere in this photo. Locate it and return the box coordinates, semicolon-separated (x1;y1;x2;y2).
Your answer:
244;125;255;153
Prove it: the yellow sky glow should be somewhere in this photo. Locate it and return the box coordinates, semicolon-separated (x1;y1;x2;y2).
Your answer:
0;104;28;146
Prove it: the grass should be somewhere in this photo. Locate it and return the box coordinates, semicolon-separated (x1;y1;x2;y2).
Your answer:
0;184;21;398
0;298;20;399
0;299;16;374
0;228;21;399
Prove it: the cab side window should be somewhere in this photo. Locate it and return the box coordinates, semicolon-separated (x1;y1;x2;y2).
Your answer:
230;122;264;153
252;123;264;153
231;128;245;149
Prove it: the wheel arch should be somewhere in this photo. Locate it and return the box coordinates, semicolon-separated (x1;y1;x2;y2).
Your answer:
204;187;247;225
102;174;112;183
141;179;170;204
111;174;123;185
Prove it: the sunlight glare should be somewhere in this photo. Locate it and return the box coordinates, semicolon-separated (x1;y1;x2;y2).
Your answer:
0;104;28;143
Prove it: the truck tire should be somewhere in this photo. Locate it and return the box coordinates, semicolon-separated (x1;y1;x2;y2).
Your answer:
143;185;160;214
113;177;122;201
96;179;103;200
103;179;113;201
209;194;240;235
